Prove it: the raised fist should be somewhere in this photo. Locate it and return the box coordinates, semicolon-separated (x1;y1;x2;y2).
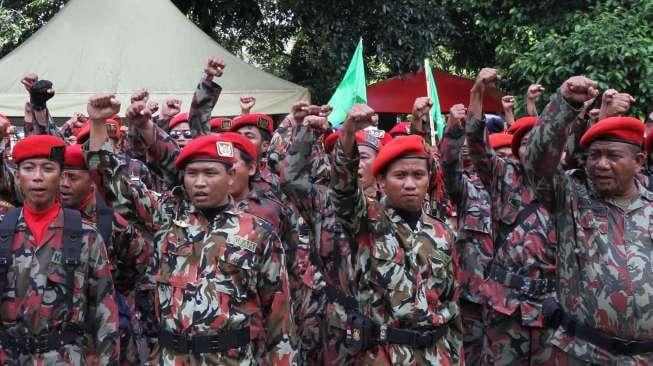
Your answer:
147;101;159;115
291;101;310;123
240;95;256;113
447;103;466;128
303;115;330;133
411;97;433;134
161;99;181;119
475;68;500;89
87;94;121;121
130;88;149;103
205;57;225;78
126;100;152;129
501;95;516;111
527;84;545;100
21;73;38;92
344;104;376;132
30;79;55;111
319;105;333;118
66;113;87;129
600;89;634;118
560;76;598;104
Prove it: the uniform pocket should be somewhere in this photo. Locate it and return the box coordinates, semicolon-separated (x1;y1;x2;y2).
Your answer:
157;234;198;288
215;244;255;301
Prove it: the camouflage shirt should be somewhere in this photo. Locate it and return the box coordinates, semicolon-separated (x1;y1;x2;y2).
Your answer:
466;114;557;327
329;140;463;366
0;207;119;365
86;145;298;365
440;123;493;305
523;91;653;365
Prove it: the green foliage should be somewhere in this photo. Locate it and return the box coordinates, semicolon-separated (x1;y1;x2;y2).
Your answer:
0;0;67;57
506;0;653;116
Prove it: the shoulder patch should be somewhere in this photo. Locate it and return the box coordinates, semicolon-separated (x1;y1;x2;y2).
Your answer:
51;250;63;265
227;234;257;252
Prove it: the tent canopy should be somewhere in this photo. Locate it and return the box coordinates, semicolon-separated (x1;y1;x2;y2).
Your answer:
367;69;504;114
0;0;309;117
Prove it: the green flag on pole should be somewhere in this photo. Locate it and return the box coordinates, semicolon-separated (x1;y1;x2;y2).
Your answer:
424;59;444;143
328;39;367;126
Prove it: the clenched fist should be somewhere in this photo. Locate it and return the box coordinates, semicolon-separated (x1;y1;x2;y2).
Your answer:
447;103;467;129
343;104;376;132
600;89;634;119
474;68;501;90
87;94;121;121
527;84;545;100
131;88;149;103
126;101;153;129
161;99;181;119
205;57;226;79
560;76;598;104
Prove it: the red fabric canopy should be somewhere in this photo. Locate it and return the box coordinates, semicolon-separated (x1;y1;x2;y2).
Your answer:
367;69;504;114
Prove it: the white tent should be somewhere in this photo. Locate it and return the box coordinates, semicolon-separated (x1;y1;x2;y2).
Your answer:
0;0;309;117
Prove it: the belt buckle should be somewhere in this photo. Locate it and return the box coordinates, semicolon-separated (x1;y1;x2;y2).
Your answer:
611;336;634;354
172;333;190;353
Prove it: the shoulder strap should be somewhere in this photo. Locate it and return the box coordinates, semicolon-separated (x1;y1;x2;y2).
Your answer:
94;191;114;247
63;208;83;313
0;208;21;278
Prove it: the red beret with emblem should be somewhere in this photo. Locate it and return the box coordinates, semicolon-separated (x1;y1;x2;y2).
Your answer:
356;129;392;151
580;116;644;149
64;144;86;170
174;135;236;169
489;132;513;150
210;117;232;133
219;132;258;160
230;113;274;135
511;117;537;158
388;121;412;137
169;112;189;130
372;135;429;176
13;135;65;165
76;119;122;143
324;131;340;153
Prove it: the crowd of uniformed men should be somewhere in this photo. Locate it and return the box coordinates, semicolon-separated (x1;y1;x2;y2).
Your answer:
0;57;651;366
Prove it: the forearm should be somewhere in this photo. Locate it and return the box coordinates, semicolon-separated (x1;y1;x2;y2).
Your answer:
266;115;294;176
188;78;222;137
279;125;319;222
465;115;497;186
526;98;538;116
522;91;581;182
143;124;180;187
440;124;465;201
329;140;366;233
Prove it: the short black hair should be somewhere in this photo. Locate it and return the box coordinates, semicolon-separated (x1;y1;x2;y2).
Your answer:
260;129;271;143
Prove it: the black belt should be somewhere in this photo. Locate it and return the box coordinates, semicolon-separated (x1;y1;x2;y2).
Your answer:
346;313;447;351
560;312;653;355
159;327;250;354
0;324;84;355
489;265;555;296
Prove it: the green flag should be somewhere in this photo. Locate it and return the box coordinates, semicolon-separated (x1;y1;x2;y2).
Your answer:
425;59;444;143
328;39;367;126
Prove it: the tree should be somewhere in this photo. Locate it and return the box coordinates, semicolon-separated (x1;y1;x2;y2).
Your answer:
0;0;67;57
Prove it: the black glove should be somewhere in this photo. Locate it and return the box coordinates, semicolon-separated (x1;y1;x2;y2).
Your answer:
30;80;55;111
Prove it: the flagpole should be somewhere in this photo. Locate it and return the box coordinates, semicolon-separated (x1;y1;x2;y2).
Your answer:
425;59;436;146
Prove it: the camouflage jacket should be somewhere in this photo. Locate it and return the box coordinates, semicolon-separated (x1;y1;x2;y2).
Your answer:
78;191;153;296
188;77;222;138
0;207;119;365
466;114;557;327
440;123;493;305
85;145;298;365
329;140;463;366
523;91;653;365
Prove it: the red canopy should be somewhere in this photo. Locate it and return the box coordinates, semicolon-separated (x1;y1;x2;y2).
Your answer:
367;69;504;114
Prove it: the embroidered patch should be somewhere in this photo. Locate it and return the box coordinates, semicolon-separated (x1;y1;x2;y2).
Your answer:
216;141;234;158
257;117;270;129
222;119;232;129
227;234;257;252
368;129;385;139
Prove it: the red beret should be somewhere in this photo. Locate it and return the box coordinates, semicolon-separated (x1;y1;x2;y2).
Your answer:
489;132;513;150
174;135;235;170
210;117;232;133
372;135;429;176
356;129;392;152
580;116;644;149
64;144;86;170
508;116;538;134
388;121;412;137
219;132;258;160
230;113;274;135
511;118;537;158
324;131;340;153
105;118;122;139
13;135;65;165
169;112;189;130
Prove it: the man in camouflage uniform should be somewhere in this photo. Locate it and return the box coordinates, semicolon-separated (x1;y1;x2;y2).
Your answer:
61;144;154;365
0;133;118;365
440;103;494;366
523;75;653;365
329;104;462;365
85;94;297;365
466;68;557;365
